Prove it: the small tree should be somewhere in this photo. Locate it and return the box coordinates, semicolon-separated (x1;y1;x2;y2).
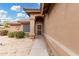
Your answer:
3;21;9;28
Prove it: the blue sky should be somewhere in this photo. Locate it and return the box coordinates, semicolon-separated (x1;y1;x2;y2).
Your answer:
0;3;40;23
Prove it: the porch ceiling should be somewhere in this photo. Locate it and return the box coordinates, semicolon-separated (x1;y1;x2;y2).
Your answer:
23;8;41;16
23;3;55;16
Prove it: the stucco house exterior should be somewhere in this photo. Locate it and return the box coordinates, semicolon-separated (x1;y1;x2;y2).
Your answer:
7;3;79;56
8;20;30;33
24;3;79;56
39;3;79;56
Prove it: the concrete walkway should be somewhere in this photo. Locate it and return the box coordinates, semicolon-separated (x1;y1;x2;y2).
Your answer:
29;36;49;56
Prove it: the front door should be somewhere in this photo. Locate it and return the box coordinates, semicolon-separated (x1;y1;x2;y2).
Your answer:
36;24;42;35
37;25;42;35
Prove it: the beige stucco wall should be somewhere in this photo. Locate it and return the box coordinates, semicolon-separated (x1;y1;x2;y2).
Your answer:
44;3;79;55
29;15;35;38
8;25;23;32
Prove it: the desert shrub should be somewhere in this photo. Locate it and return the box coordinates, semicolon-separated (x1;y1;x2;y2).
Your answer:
7;32;14;38
0;30;8;36
13;31;17;37
15;31;25;38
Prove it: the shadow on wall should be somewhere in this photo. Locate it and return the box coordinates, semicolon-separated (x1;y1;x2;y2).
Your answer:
43;3;56;16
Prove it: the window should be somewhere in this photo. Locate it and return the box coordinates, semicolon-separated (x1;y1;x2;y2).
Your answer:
23;24;30;32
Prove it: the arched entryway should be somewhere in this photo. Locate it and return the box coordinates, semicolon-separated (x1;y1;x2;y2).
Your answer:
35;16;44;37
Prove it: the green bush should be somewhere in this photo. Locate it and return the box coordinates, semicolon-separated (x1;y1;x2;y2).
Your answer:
7;32;14;38
13;31;17;37
7;31;25;38
0;30;8;36
15;31;25;38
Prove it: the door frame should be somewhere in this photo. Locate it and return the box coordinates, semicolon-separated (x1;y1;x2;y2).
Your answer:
36;23;43;35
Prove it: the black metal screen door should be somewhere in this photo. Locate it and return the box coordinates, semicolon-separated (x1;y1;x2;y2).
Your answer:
37;25;42;35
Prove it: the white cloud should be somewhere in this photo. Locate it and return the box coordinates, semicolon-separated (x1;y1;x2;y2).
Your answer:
22;10;25;13
17;13;29;18
0;10;13;24
0;10;7;18
0;10;8;20
15;13;29;21
0;9;29;24
10;5;21;11
0;15;6;19
17;13;26;17
0;17;13;24
0;10;7;14
0;16;12;21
